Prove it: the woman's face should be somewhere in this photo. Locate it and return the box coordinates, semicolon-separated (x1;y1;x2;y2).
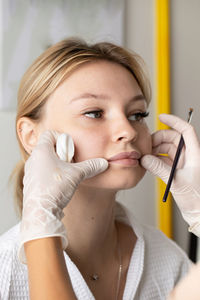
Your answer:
39;60;152;190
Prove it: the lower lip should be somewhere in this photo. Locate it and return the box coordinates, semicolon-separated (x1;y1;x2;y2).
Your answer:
108;158;139;166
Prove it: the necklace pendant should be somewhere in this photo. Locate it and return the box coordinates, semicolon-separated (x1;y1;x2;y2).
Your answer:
91;274;99;281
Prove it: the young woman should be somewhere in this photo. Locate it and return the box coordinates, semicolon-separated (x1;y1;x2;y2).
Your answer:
0;38;199;300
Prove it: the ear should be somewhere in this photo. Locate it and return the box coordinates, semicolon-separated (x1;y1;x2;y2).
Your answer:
17;117;40;155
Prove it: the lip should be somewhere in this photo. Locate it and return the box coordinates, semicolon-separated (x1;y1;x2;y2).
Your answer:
108;151;141;161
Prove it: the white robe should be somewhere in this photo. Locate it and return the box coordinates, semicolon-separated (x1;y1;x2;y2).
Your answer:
0;203;191;300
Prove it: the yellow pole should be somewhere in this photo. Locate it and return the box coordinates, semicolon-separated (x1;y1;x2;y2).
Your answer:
155;0;172;238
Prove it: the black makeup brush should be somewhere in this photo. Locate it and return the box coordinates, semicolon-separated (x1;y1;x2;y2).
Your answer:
163;108;193;202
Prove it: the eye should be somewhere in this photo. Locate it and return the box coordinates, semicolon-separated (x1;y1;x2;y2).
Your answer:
84;110;103;119
128;111;149;122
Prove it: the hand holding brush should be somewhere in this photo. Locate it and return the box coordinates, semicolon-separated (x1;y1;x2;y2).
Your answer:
141;112;200;237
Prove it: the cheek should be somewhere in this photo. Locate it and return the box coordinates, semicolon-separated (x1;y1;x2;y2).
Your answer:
145;133;152;154
70;129;106;162
138;125;152;154
44;114;105;161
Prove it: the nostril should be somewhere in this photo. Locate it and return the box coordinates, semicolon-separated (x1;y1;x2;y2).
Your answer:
117;131;138;142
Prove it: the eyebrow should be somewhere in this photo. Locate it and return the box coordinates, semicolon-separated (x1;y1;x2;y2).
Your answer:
69;93;146;104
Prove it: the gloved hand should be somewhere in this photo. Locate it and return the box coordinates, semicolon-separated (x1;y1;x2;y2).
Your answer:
18;130;108;264
141;114;200;237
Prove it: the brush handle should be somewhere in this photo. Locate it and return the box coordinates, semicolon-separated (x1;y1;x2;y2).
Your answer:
163;135;184;202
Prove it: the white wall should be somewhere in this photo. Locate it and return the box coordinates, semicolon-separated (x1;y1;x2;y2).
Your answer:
170;0;200;253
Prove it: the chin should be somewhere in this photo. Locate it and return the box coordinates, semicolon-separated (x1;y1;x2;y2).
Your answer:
81;165;146;191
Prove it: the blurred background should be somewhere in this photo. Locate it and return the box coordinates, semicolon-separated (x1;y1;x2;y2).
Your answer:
0;0;200;259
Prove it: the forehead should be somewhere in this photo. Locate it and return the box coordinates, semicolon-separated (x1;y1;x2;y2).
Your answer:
56;60;142;97
44;61;146;117
66;60;135;81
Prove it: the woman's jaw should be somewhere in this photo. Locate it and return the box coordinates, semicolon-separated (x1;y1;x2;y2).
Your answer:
76;157;147;192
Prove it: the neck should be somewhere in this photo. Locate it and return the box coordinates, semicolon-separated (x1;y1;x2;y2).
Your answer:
62;184;118;265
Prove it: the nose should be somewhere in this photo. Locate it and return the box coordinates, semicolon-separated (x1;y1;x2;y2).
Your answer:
111;116;138;143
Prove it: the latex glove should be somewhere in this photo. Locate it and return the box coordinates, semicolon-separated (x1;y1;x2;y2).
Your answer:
18;130;108;263
141;114;200;237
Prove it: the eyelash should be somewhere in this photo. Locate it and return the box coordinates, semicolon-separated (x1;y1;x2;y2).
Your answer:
84;110;149;121
128;111;149;121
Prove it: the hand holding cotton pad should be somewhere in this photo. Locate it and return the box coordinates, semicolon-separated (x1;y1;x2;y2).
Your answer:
18;130;108;264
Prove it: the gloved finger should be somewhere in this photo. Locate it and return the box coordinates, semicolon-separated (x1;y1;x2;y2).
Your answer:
153;142;178;156
74;158;109;180
156;155;174;167
152;143;185;168
155;154;185;169
24;131;60;173
159;114;200;152
25;131;63;169
36;131;75;163
141;154;171;183
36;130;60;148
152;129;181;148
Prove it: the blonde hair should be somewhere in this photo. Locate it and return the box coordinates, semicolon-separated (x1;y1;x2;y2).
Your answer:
11;37;152;218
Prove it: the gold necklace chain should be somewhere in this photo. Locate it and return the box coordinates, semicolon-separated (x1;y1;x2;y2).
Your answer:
115;229;122;300
90;223;123;300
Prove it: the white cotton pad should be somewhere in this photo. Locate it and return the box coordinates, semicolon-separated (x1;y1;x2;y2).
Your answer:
56;133;75;162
